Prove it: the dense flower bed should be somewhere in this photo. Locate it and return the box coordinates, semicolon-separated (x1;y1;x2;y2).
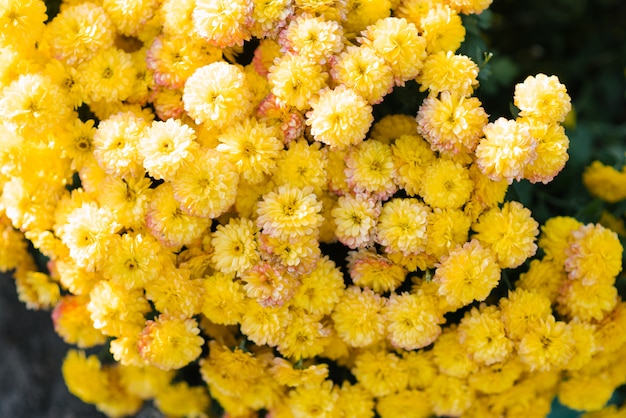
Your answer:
0;0;624;417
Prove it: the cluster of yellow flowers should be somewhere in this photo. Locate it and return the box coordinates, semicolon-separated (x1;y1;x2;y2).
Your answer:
0;0;624;417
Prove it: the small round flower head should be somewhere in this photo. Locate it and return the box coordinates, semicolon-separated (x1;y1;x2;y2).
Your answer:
499;288;552;341
102;0;159;36
92;111;147;178
331;286;385;347
557;279;618;322
161;0;196;36
359;17;426;83
211;217;260;276
376;198;430;255
594;302;626;353
138;118;198;181
347;249;407;293
538;216;583;266
138;314;204;371
467;357;524;395
332;192;380;249
144;267;204;318
284;14;344;64
0;0;47;49
52;294;107;348
0;73;73;138
583;161;626;204
88;280;151;337
514;73;571;123
13;269;61;310
473;201;539;269
518;118;570;184
342;0;391;39
44;58;85;109
183;61;253;127
201;272;246;325
426;208;472;259
239;299;291;347
171;147;240;219
277;308;332;359
352;349;410;397
458;305;513;365
370;114;419;144
420;158;474;210
272;139;327;195
383;291;443;350
78;47;137;103
564;223;623;285
391;134;436;196
432;325;479;378
557;373;616;413
416;91;489;154
417;51;479;96
154;381;211;418
192;0;252;48
517;258;567;303
476;117;537;183
291;255;345;315
434;239;501;309
243;63;271;110
45;2;115;66
145;182;211;249
268;53;328;110
258;232;321;275
97;174;153;229
101;232;165;289
256;184;324;241
250;0;292;38
376;389;432;418
216;117;284;184
517;315;575;371
448;0;492;15
60;202;120;271
270;357;329;388
427;374;475;417
146;33;223;89
252;38;283;76
307;85;373;150
62;349;110;406
345;139;397;199
331;45;394;104
419;5;466;54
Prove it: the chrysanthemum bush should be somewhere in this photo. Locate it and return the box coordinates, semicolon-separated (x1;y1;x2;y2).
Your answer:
0;0;625;417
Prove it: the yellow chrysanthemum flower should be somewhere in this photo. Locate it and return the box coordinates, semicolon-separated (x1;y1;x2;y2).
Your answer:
347;248;407;293
420;158;474;209
426;207;472;259
154;381;210;418
514;73;571;123
201;272;246;325
564;223;623;285
517;258;567;303
521;118;570;184
369;114;419;144
476;117;537;183
376;198;430;255
359;17;427;83
582;161;626;203
538;216;583;266
499;288;552;341
285;13;344;64
45;2;116;66
473;201;539;268
332;193;380;249
345;139;397;199
183;61;253;127
427;374;475;417
257;184;324;241
78;47;137;104
192;0;252;48
434;239;501;308
216;117;284;184
268;52;328;110
331;45;394;104
458;305;513;365
306;85;373;150
88;280;151;337
391;134;436;196
416;91;488;154
272;139;328;195
331;286;386;347
517;315;575;371
291;255;345;316
138;314;204;371
417;50;479;96
352;348;410;397
383;291;444;350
